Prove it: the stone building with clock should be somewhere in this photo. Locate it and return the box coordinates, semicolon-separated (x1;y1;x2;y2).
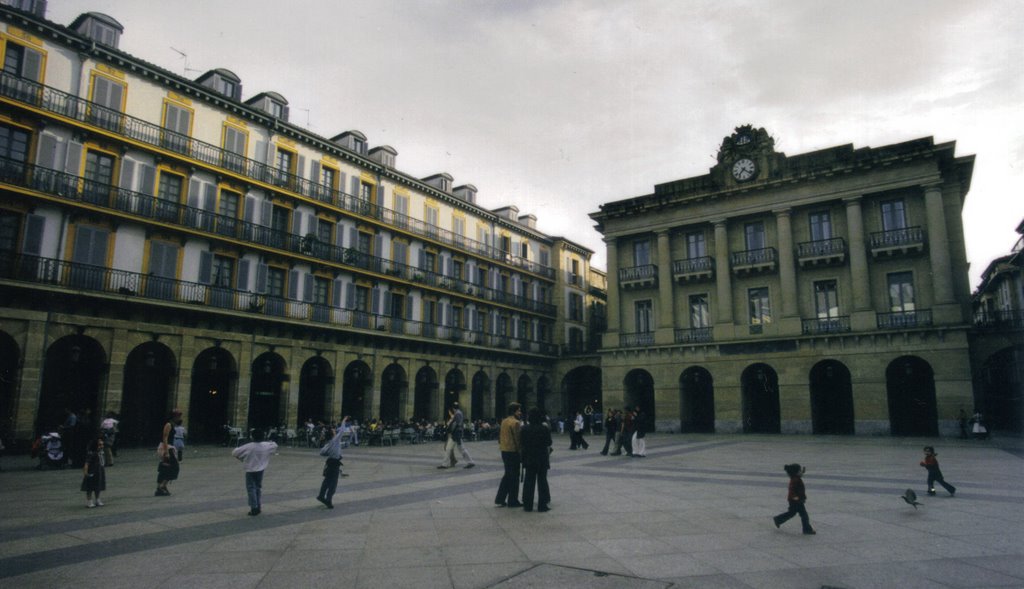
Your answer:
590;125;976;436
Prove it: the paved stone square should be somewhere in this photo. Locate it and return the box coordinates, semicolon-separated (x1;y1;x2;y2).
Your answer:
0;433;1022;588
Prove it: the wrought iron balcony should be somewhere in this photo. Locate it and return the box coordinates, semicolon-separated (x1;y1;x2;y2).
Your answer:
801;316;850;335
869;226;925;257
0;71;556;279
619;332;654;347
730;247;777;274
0;250;557;354
797;237;847;267
672;256;714;283
674;326;713;343
876;309;932;329
973;310;1024;330
0;157;556;316
618;264;658;290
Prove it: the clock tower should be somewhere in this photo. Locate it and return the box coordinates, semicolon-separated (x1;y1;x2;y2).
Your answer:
713;124;782;187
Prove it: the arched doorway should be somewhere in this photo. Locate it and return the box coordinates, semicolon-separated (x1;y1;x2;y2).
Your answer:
471;371;489;420
0;331;21;440
517;374;533;408
886;356;937;436
380;363;407;423
495;373;513;417
680;366;714;433
444;368;466;413
298;356;332;427
249;352;287;431
624;369;655;430
809;360;854;435
121;341;177;447
562;365;602;421
342;361;372;422
37;335;106;435
741;363;780;433
414;366;439;421
981;347;1023;432
536;376;552;413
189;346;236;443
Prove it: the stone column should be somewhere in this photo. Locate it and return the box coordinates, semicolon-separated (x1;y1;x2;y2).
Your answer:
714;220;734;324
603;238;620;347
924;183;955;305
844;197;870;310
774;209;798;319
656;230;675;342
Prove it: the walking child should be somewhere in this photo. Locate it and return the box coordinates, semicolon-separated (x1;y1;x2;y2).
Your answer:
81;436;106;507
920;446;956;496
232;428;278;515
772;463;815;535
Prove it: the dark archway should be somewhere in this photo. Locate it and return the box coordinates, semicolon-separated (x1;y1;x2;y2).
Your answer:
298;356;332;427
981;346;1023;433
517;374;533;408
248;352;287;430
342;361;372;422
189;347;236;443
562;365;602;420
38;335;107;435
495;373;513;417
414;366;439;421
536;376;552;414
680;366;714;433
471;371;489;420
624;369;655;430
120;341;177;447
809;360;854;435
886;356;937;436
741;363;780;434
0;331;21;440
381;363;407;422
444;368;466;412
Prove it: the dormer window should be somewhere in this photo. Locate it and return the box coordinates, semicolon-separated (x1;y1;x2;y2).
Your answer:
269;101;284;119
352;137;365;154
70;13;123;49
218;78;236;98
244;92;289;122
196;69;242;100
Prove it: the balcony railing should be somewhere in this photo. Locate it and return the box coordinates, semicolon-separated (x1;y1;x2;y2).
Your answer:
619;332;654;347
730;247;777;273
0;71;555;279
973;310;1024;329
674;326;713;343
801;316;850;335
797;237;846;266
0;250;557;354
618;264;658;289
869;226;925;256
0;157;555;316
877;309;932;329
672;256;714;282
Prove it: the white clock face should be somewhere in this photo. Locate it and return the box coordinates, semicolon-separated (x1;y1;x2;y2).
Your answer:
732;158;756;181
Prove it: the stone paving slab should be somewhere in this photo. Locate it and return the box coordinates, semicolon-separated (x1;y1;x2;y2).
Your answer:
0;433;1021;588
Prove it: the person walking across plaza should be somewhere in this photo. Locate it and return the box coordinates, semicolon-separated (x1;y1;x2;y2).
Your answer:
521;407;552;512
438;402;475;469
232;428;278;516
614;407;634;456
632;405;647;457
920;446;956;496
316;425;345;509
569;410;589;450
494;402;523;508
772;463;815;535
81;436;106;508
600;409;620;455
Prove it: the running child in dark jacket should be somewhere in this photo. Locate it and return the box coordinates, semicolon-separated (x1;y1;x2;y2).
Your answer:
920;446;956;496
772;463;815;535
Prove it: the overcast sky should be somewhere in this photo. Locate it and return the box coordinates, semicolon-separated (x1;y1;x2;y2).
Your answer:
51;0;1024;287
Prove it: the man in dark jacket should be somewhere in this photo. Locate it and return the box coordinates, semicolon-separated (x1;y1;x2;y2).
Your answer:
520;407;552;512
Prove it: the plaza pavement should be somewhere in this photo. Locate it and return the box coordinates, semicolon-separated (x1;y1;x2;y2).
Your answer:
0;432;1022;589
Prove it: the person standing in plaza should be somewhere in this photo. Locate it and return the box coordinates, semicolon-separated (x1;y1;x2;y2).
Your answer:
920;446;956;496
81;436;106;508
232;428;278;516
600;409;620;455
494;402;523;508
438;403;474;469
772;463;815;535
316;425;344;508
521;407;552;512
632;405;648;457
162;410;182;461
569;410;588;450
100;412;118;466
615;407;634;457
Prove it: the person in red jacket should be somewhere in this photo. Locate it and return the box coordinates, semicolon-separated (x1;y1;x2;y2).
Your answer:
920;446;956;496
772;463;815;535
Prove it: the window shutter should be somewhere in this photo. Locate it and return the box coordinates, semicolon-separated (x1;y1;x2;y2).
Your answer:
376;184;386;205
335;223;345;248
255;263;268;294
332;278;343;307
463;307;471;330
260;200;271;226
310;161;321;185
138;164;156;196
418;249;425;270
118;159;135;191
345;282;355;310
338;172;346;196
405;296;415;321
245;195;259;223
22;214;44;255
350;176;360;198
292;210;303;235
444;303;453;327
282;105;290;122
383;291;391;315
237;259;250;291
36;133;58;169
23;47;42;82
64;141;82;175
296;154;306;180
202;183;216;211
254;141;268;164
374;233;383;257
288;270;299;300
198;251;213;284
371;287;380;314
187;179;202;209
303;273;314;302
347;228;357;249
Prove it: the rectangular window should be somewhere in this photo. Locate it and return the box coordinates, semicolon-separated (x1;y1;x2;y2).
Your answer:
500;235;512;254
689;294;709;328
319;166;336;190
89;74;125;131
881;199;907;231
162;102;192;153
452;260;463;281
70;225;108;289
809;211;833;241
145;240;178;300
744;222;766;250
216;188;240;236
359;182;372;202
634;300;653;333
423;299;437;324
267;267;285;297
633;240;650;266
83;150;115;205
453;216;465;245
390;292;405;318
211;254;234;288
0;123;30;162
571;259;580;284
275;148;294;186
222;124;247;172
2;40;43;103
887;272;915;312
814;280;839;319
393;193;409;216
748;287;771;326
423;251;436;273
156;171;183;221
313;276;330;306
316;218;332;244
686;231;706;258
